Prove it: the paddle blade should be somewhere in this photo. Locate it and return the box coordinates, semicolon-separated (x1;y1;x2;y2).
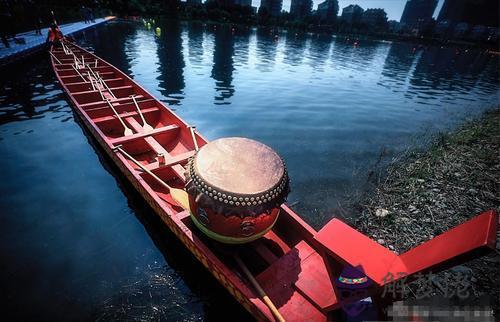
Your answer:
170;188;191;211
124;128;133;136
143;124;154;132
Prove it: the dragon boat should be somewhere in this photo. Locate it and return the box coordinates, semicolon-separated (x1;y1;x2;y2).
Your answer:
50;40;498;321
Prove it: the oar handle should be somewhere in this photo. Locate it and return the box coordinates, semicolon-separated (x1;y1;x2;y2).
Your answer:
49;51;62;64
106;99;128;130
234;255;285;322
114;145;172;191
131;95;147;124
188;126;199;151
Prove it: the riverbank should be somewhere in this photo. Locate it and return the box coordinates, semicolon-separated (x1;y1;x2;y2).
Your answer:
351;108;499;314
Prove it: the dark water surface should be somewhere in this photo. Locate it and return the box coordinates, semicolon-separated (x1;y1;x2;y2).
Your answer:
0;20;498;320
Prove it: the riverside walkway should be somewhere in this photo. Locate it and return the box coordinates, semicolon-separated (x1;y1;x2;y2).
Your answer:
0;16;115;67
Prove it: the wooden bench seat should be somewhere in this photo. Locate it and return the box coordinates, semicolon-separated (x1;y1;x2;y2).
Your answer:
92;107;159;124
255;240;333;318
109;124;179;145
79;95;147;109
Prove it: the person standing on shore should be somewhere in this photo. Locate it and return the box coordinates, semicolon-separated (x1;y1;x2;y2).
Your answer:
80;6;89;23
24;0;42;35
0;0;16;48
46;23;64;47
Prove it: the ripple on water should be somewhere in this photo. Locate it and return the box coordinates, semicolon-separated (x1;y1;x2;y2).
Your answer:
0;21;498;321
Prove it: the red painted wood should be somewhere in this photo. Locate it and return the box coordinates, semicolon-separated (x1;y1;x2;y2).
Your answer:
51;41;498;322
394;210;498;278
314;210;498;285
314;218;398;285
292;243;339;312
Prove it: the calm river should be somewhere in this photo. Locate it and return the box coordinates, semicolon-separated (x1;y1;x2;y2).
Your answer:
0;20;498;320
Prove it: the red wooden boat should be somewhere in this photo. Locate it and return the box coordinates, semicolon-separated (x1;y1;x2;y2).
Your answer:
50;41;498;321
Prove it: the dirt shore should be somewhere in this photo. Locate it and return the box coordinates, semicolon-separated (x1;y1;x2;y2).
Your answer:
351;108;500;316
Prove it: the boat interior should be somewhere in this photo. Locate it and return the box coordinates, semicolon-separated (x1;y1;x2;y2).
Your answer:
51;41;499;321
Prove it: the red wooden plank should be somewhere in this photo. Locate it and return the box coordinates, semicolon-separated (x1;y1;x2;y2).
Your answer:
93;107;158;124
262;230;291;254
314;219;399;285
393;210;498;278
251;240;279;265
256;241;327;320
293;243;339;311
143;150;195;172
109;124;179;145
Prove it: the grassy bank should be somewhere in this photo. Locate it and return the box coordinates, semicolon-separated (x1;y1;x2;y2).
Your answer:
351;108;499;313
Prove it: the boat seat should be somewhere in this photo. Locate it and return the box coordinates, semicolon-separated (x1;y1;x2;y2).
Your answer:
79;95;146;109
256;240;336;316
109;124;179;145
143;150;195;172
124;116;189;181
85;98;155;111
313;210;498;286
65;77;123;87
252;241;279;264
92;107;159;124
72;85;133;97
60;71;115;82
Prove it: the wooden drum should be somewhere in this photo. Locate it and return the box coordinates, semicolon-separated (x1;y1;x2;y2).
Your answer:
185;137;290;244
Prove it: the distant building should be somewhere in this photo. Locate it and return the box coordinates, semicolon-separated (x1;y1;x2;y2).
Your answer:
437;0;498;28
453;22;469;38
341;4;364;24
235;0;252;7
400;0;437;29
290;0;313;19
437;0;465;22
434;20;452;36
317;0;339;23
387;20;401;33
260;0;283;16
361;8;388;27
214;0;234;7
485;27;499;43
470;25;488;40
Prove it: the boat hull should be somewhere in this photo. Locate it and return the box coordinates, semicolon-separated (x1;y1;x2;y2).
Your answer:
50;40;498;322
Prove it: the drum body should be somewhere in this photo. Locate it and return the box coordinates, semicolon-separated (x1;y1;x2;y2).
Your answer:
185;137;290;244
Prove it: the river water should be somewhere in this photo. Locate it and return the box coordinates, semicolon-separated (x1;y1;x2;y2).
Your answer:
0;20;498;320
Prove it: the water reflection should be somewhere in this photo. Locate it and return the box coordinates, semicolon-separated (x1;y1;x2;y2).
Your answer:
410;47;493;95
308;34;332;70
0;20;498;321
0;54;68;126
156;21;185;105
233;26;251;67
256;27;279;71
80;21;137;75
332;37;382;72
211;25;235;104
283;32;307;67
187;22;204;66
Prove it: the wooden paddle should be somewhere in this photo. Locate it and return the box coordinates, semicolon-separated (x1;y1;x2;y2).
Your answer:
116;145;284;321
49;51;62;64
234;255;285;322
188;126;199;151
131;95;154;132
106;99;133;136
114;146;190;210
